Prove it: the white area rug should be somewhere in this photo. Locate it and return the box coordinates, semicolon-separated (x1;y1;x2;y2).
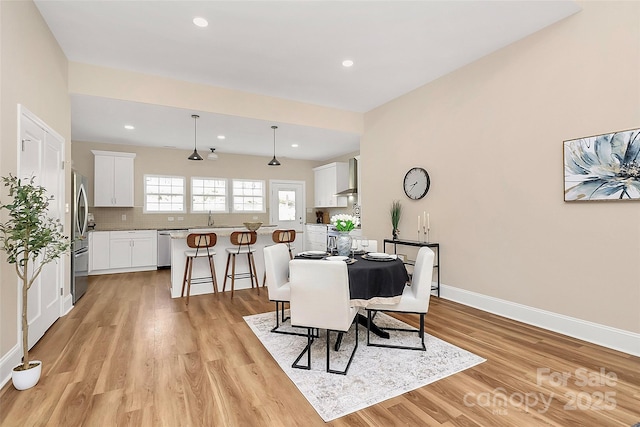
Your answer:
244;311;485;422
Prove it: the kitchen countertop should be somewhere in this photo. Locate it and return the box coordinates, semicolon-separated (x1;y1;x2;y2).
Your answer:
170;225;278;239
90;224;278;232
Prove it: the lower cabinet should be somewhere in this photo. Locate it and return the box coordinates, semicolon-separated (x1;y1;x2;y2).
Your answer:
89;231;110;271
89;230;157;275
304;224;328;252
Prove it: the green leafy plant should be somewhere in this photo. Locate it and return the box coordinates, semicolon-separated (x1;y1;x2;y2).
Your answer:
390;200;402;231
0;175;70;371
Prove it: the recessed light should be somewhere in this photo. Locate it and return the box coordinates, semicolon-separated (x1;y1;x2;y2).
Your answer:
291;144;299;148
217;135;225;140
342;59;354;67
124;125;135;130
193;17;208;28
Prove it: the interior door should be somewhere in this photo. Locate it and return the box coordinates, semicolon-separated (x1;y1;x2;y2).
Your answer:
19;107;65;349
269;180;305;233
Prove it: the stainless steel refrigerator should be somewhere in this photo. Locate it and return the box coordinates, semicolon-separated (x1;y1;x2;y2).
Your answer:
71;171;89;303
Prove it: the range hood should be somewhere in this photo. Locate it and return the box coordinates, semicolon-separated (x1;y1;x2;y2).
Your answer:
336;158;358;196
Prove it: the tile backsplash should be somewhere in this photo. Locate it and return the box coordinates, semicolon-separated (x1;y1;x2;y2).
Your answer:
90;207;274;231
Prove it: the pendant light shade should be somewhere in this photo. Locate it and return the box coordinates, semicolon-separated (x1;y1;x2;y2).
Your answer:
188;114;203;161
268;125;281;166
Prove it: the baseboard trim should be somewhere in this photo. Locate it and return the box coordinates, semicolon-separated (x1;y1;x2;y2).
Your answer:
438;283;640;357
62;294;74;316
0;344;21;390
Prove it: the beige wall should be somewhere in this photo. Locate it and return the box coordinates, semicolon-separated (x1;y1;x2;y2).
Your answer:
72;140;319;229
69;62;363;136
0;1;71;355
361;1;640;333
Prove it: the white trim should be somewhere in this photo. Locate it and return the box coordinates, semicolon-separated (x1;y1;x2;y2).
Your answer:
0;344;21;390
90;150;136;158
61;294;74;316
439;283;640;357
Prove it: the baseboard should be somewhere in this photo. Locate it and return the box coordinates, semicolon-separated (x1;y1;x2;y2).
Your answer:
0;344;21;390
62;294;74;316
438;283;640;357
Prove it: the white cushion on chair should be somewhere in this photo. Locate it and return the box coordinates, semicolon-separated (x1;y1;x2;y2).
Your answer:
185;249;216;258
366;246;434;314
263;243;291;302
225;247;256;254
289;259;357;332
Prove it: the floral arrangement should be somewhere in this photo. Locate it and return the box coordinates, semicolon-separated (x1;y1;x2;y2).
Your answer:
331;214;360;232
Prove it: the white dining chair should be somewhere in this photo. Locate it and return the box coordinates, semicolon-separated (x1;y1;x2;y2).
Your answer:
263;243;306;336
356;239;378;252
365;246;435;351
289;259;359;375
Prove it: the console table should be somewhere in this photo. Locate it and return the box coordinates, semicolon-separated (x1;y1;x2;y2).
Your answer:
383;239;440;297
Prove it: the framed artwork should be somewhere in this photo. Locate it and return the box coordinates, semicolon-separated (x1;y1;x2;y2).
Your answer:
564;127;640;201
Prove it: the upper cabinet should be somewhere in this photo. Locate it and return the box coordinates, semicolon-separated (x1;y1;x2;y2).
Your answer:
92;150;136;207
313;162;349;207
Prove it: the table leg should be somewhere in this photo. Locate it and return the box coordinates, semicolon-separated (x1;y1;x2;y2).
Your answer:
335;313;389;351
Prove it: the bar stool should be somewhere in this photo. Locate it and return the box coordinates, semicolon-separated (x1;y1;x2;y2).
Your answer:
262;229;296;287
181;233;218;305
223;231;259;298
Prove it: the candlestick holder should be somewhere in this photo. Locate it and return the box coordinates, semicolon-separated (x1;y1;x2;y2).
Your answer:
417;230;421;242
424;228;430;243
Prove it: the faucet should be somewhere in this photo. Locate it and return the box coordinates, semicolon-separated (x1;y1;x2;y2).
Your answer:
208;210;214;226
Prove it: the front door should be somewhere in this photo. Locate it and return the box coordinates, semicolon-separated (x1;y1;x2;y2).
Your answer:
269;180;305;233
19;106;65;349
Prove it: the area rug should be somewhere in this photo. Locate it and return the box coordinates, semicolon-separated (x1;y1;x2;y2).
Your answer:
243;311;485;422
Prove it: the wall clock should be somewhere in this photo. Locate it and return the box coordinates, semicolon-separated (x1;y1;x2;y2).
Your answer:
403;167;430;200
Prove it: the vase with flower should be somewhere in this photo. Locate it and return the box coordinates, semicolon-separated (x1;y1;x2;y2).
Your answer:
330;214;360;256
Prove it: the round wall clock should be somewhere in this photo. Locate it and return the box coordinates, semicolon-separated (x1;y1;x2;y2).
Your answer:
403;167;430;200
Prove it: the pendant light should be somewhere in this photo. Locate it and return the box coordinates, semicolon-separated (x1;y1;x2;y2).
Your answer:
188;114;203;161
207;148;218;160
267;125;281;166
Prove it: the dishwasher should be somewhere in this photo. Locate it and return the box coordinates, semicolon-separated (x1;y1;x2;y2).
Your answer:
157;229;187;268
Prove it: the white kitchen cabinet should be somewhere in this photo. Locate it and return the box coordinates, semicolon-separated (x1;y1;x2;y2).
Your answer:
313;162;348;208
304;224;328;251
89;231;110;272
109;230;158;269
90;230;157;275
92;150;136;207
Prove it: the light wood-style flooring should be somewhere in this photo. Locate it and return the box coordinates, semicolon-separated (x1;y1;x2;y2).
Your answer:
1;270;638;426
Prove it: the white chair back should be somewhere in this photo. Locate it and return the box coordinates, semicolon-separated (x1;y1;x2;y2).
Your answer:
409;247;435;307
263;243;291;300
356;239;377;252
290;259;356;332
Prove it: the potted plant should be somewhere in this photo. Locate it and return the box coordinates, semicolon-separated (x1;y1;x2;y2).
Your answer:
0;174;69;390
390;200;402;239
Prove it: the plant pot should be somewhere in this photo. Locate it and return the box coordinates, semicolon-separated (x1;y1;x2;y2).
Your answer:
12;360;42;390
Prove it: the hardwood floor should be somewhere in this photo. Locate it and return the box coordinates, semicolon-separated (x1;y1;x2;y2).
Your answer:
1;270;638;426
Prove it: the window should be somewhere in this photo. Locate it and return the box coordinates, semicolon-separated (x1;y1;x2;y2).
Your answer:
191;177;227;212
232;179;265;212
144;175;185;212
278;190;296;221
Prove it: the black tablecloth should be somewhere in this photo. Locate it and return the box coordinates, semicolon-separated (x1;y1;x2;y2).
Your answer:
347;255;409;301
295;254;409;302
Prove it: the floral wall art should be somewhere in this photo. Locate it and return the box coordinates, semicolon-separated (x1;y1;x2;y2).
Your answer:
564;128;640;201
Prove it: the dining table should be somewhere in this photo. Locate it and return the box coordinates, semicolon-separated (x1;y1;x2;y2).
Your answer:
295;252;410;349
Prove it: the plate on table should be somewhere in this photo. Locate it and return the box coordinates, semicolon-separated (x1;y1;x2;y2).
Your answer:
298;251;328;259
363;253;396;262
326;256;349;262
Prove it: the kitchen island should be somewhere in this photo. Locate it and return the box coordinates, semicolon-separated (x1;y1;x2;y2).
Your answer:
169;225;279;298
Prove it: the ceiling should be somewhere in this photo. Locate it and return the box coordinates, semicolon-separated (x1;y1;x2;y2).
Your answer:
35;0;580;162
